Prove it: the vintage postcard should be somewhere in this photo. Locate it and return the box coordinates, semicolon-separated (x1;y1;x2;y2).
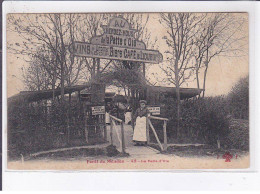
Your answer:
5;12;249;170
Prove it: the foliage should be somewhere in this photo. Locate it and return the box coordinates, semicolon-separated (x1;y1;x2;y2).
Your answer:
159;97;230;144
224;119;249;151
227;75;249;119
7;100;104;159
150;92;249;151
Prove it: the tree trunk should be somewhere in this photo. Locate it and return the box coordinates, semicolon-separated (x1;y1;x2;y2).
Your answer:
67;92;72;143
69;92;72;106
52;68;57;104
92;58;96;81
202;47;209;98
217;135;221;149
143;63;146;77
60;62;65;102
195;63;201;98
176;87;181;137
174;61;181;137
202;66;208;98
96;58;100;81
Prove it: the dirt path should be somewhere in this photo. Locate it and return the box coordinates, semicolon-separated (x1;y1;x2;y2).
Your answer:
107;124;160;156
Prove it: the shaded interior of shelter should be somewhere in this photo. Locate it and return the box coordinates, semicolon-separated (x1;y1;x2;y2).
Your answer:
8;84;203;105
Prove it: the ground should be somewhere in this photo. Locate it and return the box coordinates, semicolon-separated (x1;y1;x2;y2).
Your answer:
7;124;250;170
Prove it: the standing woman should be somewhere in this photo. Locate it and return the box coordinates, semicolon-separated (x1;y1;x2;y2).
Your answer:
133;100;150;146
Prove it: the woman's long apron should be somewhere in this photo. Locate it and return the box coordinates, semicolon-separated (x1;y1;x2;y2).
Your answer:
133;116;147;142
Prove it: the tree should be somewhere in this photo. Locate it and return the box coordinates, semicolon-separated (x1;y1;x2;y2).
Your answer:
7;14;88;103
192;13;247;97
159;13;206;136
22;52;53;91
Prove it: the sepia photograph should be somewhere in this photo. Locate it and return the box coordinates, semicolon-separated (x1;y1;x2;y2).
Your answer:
5;12;249;170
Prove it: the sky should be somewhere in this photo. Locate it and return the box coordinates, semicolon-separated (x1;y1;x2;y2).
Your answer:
6;13;249;98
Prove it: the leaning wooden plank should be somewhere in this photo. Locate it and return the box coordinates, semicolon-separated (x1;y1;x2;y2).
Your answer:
148;119;163;151
148;115;168;121
163;120;167;151
30;143;110;157
112;119;122;145
110;117;113;145
146;117;150;144
110;115;123;123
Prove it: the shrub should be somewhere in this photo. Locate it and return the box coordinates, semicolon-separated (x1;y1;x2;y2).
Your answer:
7;100;101;159
151;94;249;151
223;119;249;151
227;75;249;119
151;96;230;146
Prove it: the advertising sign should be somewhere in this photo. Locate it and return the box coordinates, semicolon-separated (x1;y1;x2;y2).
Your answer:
91;106;105;115
70;17;163;64
147;106;161;115
73;42;162;64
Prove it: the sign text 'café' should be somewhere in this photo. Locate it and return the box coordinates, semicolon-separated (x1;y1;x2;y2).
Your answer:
71;17;163;64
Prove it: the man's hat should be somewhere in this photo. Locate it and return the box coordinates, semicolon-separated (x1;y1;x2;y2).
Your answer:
139;100;147;104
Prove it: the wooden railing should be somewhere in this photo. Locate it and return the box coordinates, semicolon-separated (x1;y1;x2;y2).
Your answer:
109;114;127;155
147;115;169;151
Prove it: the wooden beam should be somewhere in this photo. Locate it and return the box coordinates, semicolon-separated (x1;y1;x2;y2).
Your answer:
146;117;150;145
149;115;169;121
110;117;113;145
104;123;107;142
110;114;123;123
121;122;126;154
100;60;112;74
163;120;167;151
148;119;163;151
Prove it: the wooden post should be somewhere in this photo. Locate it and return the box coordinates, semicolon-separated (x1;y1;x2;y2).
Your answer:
84;108;88;143
78;90;81;102
104;122;107;142
143;63;146;77
84;124;88;143
92;58;96;80
121;122;126;154
97;58;100;80
110;117;113;145
163;120;167;151
146;116;150;145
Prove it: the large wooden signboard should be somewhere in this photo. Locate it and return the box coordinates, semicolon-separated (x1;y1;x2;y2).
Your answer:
70;17;163;64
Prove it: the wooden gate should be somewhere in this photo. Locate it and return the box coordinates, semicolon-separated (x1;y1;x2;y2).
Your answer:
109;114;129;156
146;115;169;151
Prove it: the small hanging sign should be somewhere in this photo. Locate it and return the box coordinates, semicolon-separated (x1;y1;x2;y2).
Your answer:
91;106;105;115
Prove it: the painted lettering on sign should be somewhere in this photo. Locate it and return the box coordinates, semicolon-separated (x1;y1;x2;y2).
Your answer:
73;42;163;64
70;17;163;64
147;107;161;115
92;106;105;115
92;17;145;50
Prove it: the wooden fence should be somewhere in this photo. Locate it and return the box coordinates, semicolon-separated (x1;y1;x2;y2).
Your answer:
147;115;169;151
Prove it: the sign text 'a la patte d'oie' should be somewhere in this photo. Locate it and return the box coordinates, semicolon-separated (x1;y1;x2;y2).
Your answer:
70;17;163;64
